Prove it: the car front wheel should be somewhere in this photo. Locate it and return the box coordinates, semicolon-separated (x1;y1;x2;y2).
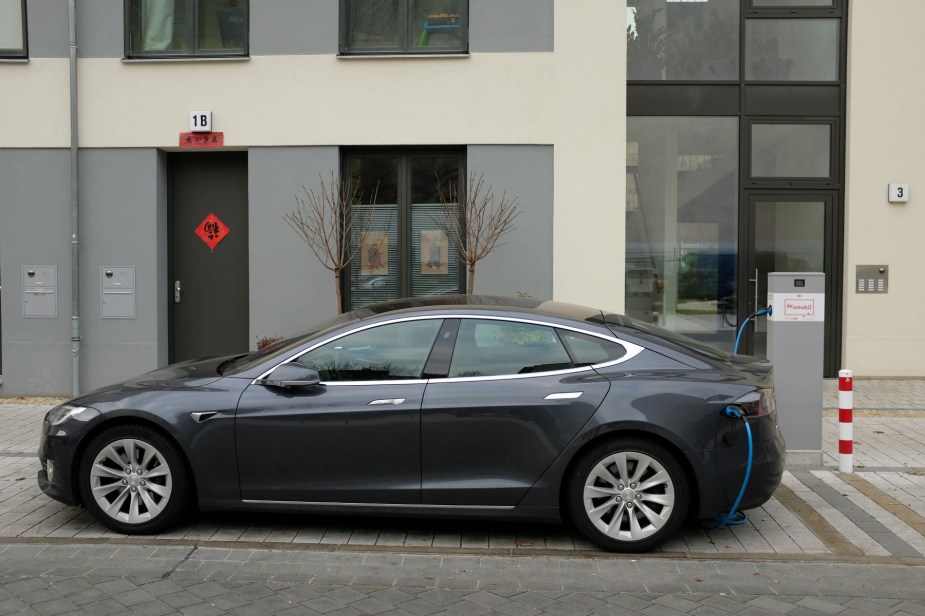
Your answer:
567;438;689;552
78;425;190;534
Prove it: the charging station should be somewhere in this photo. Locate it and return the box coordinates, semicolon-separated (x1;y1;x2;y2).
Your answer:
767;272;825;465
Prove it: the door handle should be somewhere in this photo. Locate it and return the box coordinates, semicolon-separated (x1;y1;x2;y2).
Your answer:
545;392;583;400
368;398;406;406
175;280;181;303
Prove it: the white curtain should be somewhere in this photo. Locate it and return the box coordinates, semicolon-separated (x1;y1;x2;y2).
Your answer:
142;0;175;50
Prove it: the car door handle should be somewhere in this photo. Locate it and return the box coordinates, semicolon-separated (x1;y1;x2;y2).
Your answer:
544;392;583;400
190;412;218;422
368;398;406;406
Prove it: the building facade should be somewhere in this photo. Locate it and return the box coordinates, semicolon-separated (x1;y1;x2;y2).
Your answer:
0;0;922;396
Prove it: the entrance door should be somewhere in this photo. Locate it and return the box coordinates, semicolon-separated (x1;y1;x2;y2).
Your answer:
738;193;837;370
169;154;249;362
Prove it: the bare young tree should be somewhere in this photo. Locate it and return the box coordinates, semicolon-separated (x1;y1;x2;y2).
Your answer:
284;174;377;314
435;172;520;295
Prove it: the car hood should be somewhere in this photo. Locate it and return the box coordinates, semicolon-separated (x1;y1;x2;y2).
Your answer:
69;355;240;407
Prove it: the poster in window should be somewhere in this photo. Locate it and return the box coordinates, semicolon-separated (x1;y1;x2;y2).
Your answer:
360;232;389;276
420;230;448;275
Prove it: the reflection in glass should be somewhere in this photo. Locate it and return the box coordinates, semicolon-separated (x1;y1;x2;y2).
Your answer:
626;117;739;352
299;320;443;381
745;19;839;81
752;201;825;357
627;0;739;81
412;157;459;297
347;0;400;50
753;0;833;5
0;0;25;55
751;124;831;178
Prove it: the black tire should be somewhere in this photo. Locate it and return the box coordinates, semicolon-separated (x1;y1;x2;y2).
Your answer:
566;438;689;552
78;425;191;535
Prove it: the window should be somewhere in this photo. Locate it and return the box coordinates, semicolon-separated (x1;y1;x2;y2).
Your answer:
626;117;739;350
0;0;26;58
341;0;468;54
298;320;443;382
126;0;248;58
448;320;573;378
558;330;627;367
745;19;839;81
751;123;832;178
345;150;464;310
627;0;739;81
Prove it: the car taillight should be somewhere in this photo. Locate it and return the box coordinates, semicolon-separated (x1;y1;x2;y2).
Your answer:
733;388;775;417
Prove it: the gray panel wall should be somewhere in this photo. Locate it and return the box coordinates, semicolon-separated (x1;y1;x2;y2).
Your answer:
77;149;166;393
470;0;554;53
465;145;554;299
0;149;73;395
77;0;124;58
42;1;553;58
251;0;338;56
248;147;340;345
26;0;69;58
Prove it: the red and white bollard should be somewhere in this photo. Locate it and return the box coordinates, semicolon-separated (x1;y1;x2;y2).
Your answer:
838;369;854;473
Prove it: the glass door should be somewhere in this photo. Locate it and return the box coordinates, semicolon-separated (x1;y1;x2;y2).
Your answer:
739;193;836;363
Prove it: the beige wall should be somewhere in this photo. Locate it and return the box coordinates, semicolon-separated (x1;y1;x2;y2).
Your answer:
845;0;925;376
1;1;627;313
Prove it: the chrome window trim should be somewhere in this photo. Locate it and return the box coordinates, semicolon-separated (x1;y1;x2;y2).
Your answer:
253;314;644;385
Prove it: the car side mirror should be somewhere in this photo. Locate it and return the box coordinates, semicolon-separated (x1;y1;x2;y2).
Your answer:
262;362;321;389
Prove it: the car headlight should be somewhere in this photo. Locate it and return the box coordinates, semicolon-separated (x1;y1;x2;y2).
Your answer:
45;404;98;426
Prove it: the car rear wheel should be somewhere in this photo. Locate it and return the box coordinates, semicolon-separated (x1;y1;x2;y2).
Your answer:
567;438;689;552
78;425;190;534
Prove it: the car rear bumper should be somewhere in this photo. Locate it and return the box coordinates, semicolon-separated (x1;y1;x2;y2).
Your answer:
690;432;786;519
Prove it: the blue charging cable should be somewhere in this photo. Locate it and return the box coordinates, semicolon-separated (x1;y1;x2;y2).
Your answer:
712;305;770;528
712;405;753;527
733;307;772;355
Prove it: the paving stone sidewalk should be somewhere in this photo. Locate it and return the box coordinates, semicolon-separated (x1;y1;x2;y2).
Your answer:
1;382;925;562
1;542;925;616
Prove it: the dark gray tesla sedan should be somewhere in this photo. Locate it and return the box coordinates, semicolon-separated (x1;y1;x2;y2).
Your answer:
38;296;784;552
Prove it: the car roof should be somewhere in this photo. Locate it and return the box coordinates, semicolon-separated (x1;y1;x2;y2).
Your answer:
348;295;607;325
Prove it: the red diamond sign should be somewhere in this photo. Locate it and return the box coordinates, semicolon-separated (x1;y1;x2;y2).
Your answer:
194;213;230;250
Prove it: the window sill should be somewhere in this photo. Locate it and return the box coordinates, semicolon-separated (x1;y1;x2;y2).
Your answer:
122;56;250;64
0;57;28;63
337;52;469;60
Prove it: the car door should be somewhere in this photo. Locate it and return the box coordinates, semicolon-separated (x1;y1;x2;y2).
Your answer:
235;318;444;504
420;318;613;506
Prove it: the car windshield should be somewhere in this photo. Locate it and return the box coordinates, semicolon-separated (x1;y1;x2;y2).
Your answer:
220;312;361;375
598;312;733;362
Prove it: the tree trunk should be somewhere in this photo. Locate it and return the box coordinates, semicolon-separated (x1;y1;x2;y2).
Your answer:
334;270;344;314
467;263;476;295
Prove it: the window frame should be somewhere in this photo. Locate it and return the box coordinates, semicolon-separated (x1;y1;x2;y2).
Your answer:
341;148;467;310
0;0;27;59
339;0;469;56
745;118;839;188
124;0;249;60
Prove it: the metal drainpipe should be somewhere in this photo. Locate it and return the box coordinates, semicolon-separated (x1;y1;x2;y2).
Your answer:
68;0;80;397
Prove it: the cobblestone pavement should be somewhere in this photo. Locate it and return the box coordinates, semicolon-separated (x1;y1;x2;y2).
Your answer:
1;542;924;616
2;386;925;614
1;398;924;562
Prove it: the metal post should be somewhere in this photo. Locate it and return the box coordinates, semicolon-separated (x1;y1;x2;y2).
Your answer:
68;0;80;397
838;369;854;473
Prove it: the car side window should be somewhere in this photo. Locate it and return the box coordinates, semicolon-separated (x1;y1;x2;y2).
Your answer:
448;319;574;378
298;319;442;381
558;330;627;367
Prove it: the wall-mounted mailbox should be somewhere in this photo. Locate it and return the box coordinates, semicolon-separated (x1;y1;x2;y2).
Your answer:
100;266;136;319
23;266;58;318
